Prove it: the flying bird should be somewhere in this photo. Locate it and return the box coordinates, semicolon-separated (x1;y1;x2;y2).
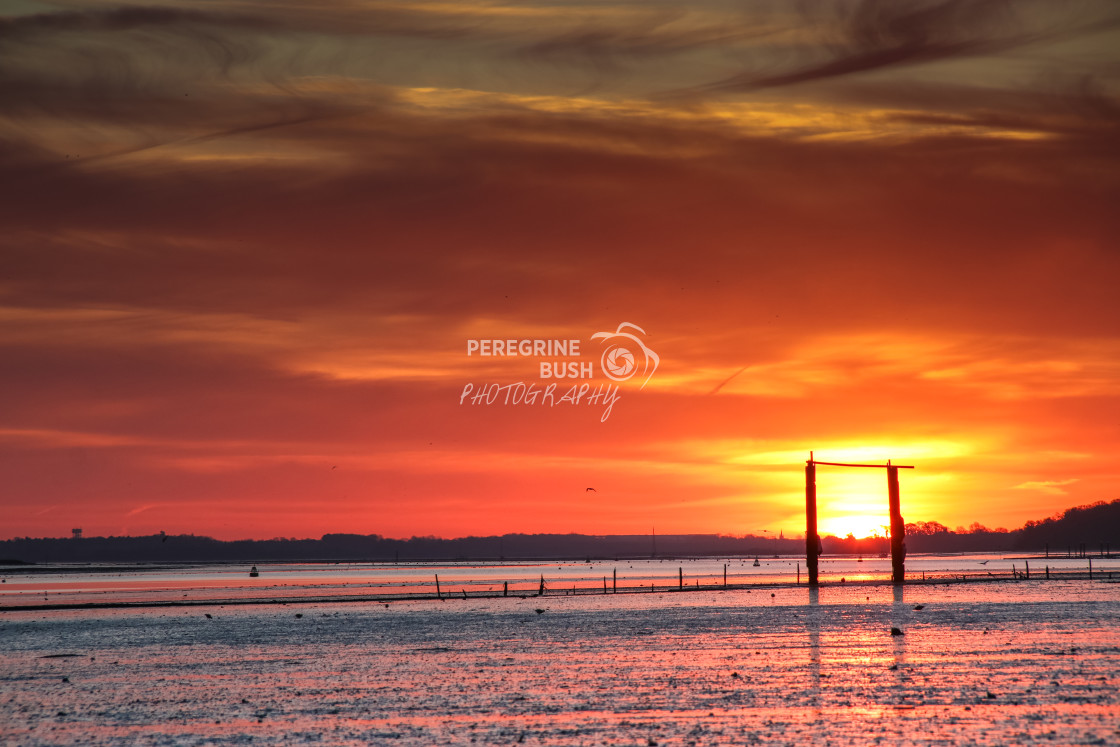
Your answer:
586;487;596;491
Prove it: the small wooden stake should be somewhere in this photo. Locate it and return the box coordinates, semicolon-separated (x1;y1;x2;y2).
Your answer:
435;574;442;600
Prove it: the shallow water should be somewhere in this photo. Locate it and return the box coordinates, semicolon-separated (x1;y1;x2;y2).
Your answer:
2;578;1118;745
3;554;1113;608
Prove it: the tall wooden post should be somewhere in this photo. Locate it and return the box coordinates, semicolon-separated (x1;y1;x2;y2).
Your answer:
887;465;905;584
806;457;819;587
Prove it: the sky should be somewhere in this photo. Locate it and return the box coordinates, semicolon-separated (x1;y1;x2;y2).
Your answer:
1;0;1118;541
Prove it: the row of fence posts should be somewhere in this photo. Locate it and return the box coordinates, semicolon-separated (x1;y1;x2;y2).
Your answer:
1060;543;1113;558
434;557;1106;599
1015;559;1101;580
435;563;733;599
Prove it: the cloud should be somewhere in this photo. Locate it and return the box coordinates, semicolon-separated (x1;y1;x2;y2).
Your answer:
696;1;1120;92
1012;479;1079;495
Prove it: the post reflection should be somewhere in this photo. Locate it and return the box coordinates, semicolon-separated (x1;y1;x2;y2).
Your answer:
806;585;821;722
891;584;907;670
889;582;910;724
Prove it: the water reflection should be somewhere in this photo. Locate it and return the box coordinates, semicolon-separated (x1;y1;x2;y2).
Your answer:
891;584;908;670
3;554;1118;609
3;580;1117;746
806;586;822;726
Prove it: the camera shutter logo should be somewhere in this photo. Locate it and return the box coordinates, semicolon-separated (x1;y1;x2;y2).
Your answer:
591;323;659;389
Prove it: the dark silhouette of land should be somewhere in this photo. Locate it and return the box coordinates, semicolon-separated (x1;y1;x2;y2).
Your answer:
2;499;1116;565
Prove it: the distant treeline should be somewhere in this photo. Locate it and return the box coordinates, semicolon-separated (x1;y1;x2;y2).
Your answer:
0;533;797;564
2;499;1117;564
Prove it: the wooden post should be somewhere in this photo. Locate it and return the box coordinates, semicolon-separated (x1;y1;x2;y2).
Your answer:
435;574;442;600
613;568;617;593
887;465;905;584
723;563;727;589
1045;565;1049;579
679;567;683;590
503;581;508;597
539;575;545;596
1025;561;1030;580
806;458;819;587
1089;558;1093;580
797;562;800;584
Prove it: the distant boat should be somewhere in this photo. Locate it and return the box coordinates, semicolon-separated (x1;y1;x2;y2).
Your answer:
857;555;864;563
249;566;259;577
753;557;761;567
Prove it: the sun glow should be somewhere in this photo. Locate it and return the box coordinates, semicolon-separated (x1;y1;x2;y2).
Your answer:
818;514;890;540
810;468;895;539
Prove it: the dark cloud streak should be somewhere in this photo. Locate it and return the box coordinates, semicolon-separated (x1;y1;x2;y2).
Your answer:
695;0;1120;94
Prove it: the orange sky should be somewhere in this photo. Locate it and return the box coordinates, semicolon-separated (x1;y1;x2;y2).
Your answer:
1;1;1118;541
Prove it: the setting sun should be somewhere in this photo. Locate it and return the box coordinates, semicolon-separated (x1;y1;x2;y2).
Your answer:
808;467;896;539
817;514;890;540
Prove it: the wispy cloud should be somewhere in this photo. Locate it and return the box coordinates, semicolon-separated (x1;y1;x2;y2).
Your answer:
1013;479;1079;495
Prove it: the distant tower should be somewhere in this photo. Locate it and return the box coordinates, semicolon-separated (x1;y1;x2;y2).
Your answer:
779;530;784;540
71;528;82;539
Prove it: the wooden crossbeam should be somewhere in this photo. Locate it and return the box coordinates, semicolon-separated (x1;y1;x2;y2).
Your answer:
809;460;914;469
